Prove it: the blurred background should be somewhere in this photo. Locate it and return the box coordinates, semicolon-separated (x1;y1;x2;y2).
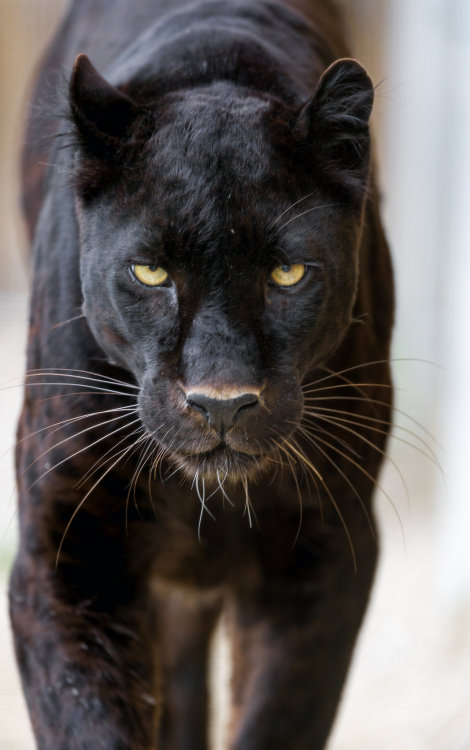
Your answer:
0;0;469;748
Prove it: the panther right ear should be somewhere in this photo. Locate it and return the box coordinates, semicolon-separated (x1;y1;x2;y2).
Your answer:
70;54;140;154
295;58;374;200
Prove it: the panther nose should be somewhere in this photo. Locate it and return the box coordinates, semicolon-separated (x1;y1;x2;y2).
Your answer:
186;391;260;435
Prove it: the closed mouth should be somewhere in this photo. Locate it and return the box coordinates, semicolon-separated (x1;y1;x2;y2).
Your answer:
183;441;260;459
171;443;267;481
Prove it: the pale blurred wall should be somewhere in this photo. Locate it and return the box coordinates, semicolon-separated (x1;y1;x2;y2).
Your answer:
349;0;470;612
0;0;67;292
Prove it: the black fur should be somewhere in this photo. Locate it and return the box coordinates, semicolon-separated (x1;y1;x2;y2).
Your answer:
11;2;394;748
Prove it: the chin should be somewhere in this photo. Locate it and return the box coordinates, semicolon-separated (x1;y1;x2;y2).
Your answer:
168;444;275;484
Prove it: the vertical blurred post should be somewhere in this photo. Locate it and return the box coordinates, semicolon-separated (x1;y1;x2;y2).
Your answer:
0;6;66;746
383;0;470;614
435;1;470;616
0;0;66;291
381;0;444;421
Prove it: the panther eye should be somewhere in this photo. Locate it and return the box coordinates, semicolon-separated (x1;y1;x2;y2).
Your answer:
270;263;307;287
131;264;169;287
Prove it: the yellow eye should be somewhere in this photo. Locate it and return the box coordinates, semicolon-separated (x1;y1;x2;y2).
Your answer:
270;263;307;287
132;264;169;287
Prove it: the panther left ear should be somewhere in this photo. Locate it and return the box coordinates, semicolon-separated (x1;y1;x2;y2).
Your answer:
296;58;374;195
70;54;141;154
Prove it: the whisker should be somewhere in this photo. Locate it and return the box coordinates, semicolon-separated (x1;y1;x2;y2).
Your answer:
241;475;258;529
216;470;234;508
320;365;392;395
301;357;442;392
153;424;182;482
302;381;394;395
195;471;216;541
270;191;316;226
125;436;155;532
303;394;441;452
77;424;145;489
303;425;405;550
17;380;138;399
49;313;86;331
276;438;356;570
294;423;376;541
27;417;142;492
26;391;136;408
266;447;282;486
146;443;159;519
16;404;137;449
275;203;338;232
302;411;411;506
0;404;137;465
303;379;392;419
204;479;225;507
154;444;171;483
24;367;139;390
55;436;145;569
160;460;184;484
25;409;139;477
274;438;323;483
303;405;441;468
281;445;303;549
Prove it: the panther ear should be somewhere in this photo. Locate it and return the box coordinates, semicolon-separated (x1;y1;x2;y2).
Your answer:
70;54;140;154
297;58;374;196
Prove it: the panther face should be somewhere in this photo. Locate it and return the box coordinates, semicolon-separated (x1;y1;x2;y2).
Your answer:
72;54;372;481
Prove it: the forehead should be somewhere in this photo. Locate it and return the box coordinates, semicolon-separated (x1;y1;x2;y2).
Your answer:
128;86;305;255
146;86;284;197
91;85;326;269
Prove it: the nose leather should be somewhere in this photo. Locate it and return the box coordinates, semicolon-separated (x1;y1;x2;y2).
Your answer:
186;392;259;434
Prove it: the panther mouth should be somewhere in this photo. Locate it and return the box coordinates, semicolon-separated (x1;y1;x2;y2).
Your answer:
170;442;269;482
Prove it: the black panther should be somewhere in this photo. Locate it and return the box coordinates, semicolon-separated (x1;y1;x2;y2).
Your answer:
10;1;394;748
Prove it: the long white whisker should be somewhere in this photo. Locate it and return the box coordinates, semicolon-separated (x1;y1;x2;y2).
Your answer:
303;405;441;468
273;438;323;483
302;381;394;396
28;417;142;491
295;424;376;541
25;367;140;390
216;470;234;508
196;471;216;541
125;436;155;533
18;380;137;399
302;357;442;393
26;410;139;475
49;313;86;331
17;404;137;449
280;445;303;549
77;424;145;489
55;436;146;568
275;203;337;232
277;437;357;570
304;425;405;550
304;393;442;452
241;475;258;529
271;191;316;226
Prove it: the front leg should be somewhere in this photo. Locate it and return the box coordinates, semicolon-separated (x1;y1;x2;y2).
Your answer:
9;499;159;750
156;589;222;750
227;520;377;750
